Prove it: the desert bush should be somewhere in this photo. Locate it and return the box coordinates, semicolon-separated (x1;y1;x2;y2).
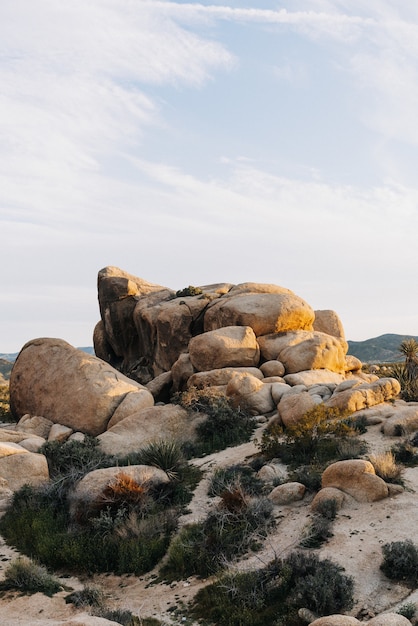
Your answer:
0;384;13;422
299;514;334;549
369;451;403;484
381;539;418;586
393;439;418;466
209;464;264;498
175;285;203;297
161;494;275;579
397;602;416;620
258;405;357;467
175;387;256;456
289;465;322;492
121;439;186;482
41;437;113;481
65;584;105;608
3;556;62;595
191;551;354;626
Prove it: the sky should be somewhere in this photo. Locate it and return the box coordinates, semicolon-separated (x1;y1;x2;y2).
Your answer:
1;0;418;353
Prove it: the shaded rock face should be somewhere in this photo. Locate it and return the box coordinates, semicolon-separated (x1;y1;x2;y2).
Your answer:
10;338;154;436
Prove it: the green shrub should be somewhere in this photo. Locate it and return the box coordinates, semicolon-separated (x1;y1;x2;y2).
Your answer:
175;285;203;297
41;436;112;479
258;405;357;467
299;514;334;549
120;439;186;481
175;388;256;456
0;384;13;422
3;556;62;595
381;539;418;586
161;495;275;579
191;551;354;626
65;584;105;608
392;440;418;466
397;602;416;619
209;464;264;497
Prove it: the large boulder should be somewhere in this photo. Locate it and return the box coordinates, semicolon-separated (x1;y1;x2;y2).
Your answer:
310;618;361;626
278;391;318;427
313;309;345;339
10;338;154;436
204;287;315;336
322;460;389;503
188;326;260;371
0;442;49;491
226;372;276;415
98;404;202;456
258;331;348;374
325;378;401;413
367;615;412;625
187;367;263;389
381;405;418;436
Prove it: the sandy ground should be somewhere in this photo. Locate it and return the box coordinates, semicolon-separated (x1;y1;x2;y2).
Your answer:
1;418;418;624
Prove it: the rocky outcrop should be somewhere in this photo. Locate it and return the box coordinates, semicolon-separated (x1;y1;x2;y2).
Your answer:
188;326;260;371
9;338;154;436
325;378;401;413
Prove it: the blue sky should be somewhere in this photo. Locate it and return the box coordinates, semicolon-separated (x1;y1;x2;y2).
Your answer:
1;1;418;352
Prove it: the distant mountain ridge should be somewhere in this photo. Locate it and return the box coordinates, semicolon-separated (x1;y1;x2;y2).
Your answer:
347;333;418;363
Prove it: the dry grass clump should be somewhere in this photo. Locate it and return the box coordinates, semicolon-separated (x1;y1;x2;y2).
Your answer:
369;450;403;484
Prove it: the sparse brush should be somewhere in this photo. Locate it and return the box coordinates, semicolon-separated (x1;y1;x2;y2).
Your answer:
65;584;105;608
397;601;416;619
0;384;13;422
369;451;403;484
129;439;186;481
99;472;150;509
175;387;255;456
4;556;62;595
299;514;334;549
209;465;263;497
381;539;418;586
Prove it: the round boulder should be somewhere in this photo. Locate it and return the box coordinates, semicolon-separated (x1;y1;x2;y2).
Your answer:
322;460;389;503
10;338;154;436
189;326;260;372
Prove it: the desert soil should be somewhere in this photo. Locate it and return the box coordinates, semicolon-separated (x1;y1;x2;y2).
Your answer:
1;418;418;625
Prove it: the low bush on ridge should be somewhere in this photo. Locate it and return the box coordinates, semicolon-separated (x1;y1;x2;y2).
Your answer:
191;551;354;626
2;556;62;596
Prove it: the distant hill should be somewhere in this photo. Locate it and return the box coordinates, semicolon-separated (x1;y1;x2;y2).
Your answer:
347;333;418;363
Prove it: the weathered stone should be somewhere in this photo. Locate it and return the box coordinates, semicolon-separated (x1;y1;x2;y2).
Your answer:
146;371;173;403
313;309;345;339
189;326;260;372
107;390;155;429
310;617;361;626
260;360;285;377
0;444;49;491
16;414;54;439
381;405;418;436
268;481;306;505
48;423;73;443
325;378;401;414
345;354;363;372
278;391;318;427
99;404;202;456
226;372;275;415
284;370;345;386
10;338;154;436
322;460;389;502
311;487;347;512
271;382;293;404
204;290;315;336
69;465;170;521
19;436;46;452
188;367;263;389
368;615;413;625
257;463;288;483
171;353;196;392
258;331;348;374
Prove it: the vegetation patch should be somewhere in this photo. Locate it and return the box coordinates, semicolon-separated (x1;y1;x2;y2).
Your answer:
175;387;256;457
381;539;418;586
1;556;62;596
190;551;354;626
0;384;13;422
160;486;275;580
0;438;199;576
